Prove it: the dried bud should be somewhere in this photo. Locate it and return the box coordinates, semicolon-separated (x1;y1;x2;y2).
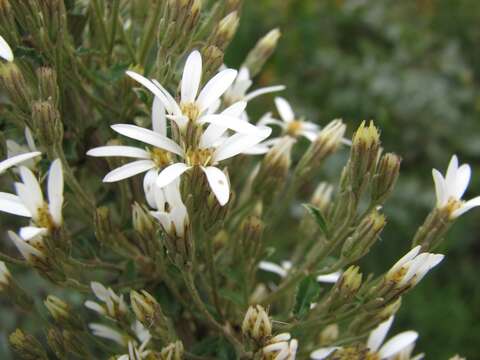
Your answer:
36;67;59;105
0;62;32;111
45;295;83;330
130;289;174;342
242;305;272;341
337;266;362;298
226;0;242;12
47;327;89;359
295;119;346;183
46;327;66;359
94;207;115;246
202;45;224;78
212;11;239;51
348;121;381;192
132;202;156;239
341;211;386;261
411;206;452;251
243;28;281;77
371;153;401;204
9;329;48;360
160;341;184;360
31;100;63;149
311;182;334;213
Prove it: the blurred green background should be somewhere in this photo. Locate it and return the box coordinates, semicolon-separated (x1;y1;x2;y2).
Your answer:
229;0;480;358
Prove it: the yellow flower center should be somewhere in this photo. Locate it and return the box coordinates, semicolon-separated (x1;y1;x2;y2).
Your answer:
37;203;55;231
150;147;172;168
286;120;303;137
181;102;201;122
444;197;462;218
185;148;214;166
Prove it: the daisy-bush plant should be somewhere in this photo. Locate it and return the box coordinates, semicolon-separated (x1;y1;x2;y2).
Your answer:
0;1;473;359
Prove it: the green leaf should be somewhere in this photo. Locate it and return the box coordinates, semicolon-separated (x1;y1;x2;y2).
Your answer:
303;204;329;237
293;275;321;319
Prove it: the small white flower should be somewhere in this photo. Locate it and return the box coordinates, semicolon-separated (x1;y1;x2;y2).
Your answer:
223;66;285;105
0;151;41;175
260;97;319;141
89;323;127;346
386;246;444;288
127;50;249;133
263;333;298;360
0;159;63;241
85;281;128;319
432;155;480;218
149;179;189;238
0;35;13;62
311;317;421;360
0;261;11;289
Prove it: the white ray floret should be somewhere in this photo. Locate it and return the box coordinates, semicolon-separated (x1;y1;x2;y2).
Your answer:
432;154;480;218
259;260;341;284
85;281;128;319
0;35;13;62
5;128;40;171
0;150;41;174
263;333;298;360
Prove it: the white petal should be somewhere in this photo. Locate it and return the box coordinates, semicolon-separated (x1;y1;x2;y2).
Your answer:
201;166;230;205
367;316;394;352
156;163;191;188
378;331;418;359
453;196;480;218
143;168;159;208
388;246;421;276
18;167;43;210
47;159;63;226
0;152;41;173
275;97;295;123
310;347;339;360
0;35;13;62
111;124;184;156
85;300;106;315
432;169;447;207
19;226;48;241
90;282;109;301
244;85;286;102
272;333;292;342
316;271;342;283
15;183;39;218
445;155;459;194
214;127;272;162
87;145;151;159
0;192;31;217
197;69;238;111
200;114;262;134
8;231;43;260
412;253;444;285
103;160;155;182
453;164;471;200
300;130;318;142
259;261;288;277
151;79;182;116
152;96;167;136
89;323;126;345
181;50;202;103
25;127;36;151
222;101;248;117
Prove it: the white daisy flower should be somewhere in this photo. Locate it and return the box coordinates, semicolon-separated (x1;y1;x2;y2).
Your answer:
0;151;41;175
155;124;271;206
149;179;189;238
259;97;319;141
385;246;444;288
0;159;63;241
85;281;128;319
311;317;421;360
0;35;13;62
126;50;259;135
432;154;480;218
222;66;285;106
6;128;40;170
263;333;298;360
259;260;341;283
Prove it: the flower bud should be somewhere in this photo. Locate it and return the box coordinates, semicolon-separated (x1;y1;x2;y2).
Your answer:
0;62;32;111
94;207;115;246
202;45;224;79
319;324;339;345
36;67;59;105
371;153;401;204
45;295;84;330
212;11;239;51
242;305;272;341
47;327;89;359
243;28;281;77
348;121;381;193
9;329;48;360
336;266;362;299
160;341;184;360
130;289;174;342
46;327;66;359
411;206;451;251
31;100;63;149
295;119;346;183
341;211;386;261
132;202;157;239
311;182;334;213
